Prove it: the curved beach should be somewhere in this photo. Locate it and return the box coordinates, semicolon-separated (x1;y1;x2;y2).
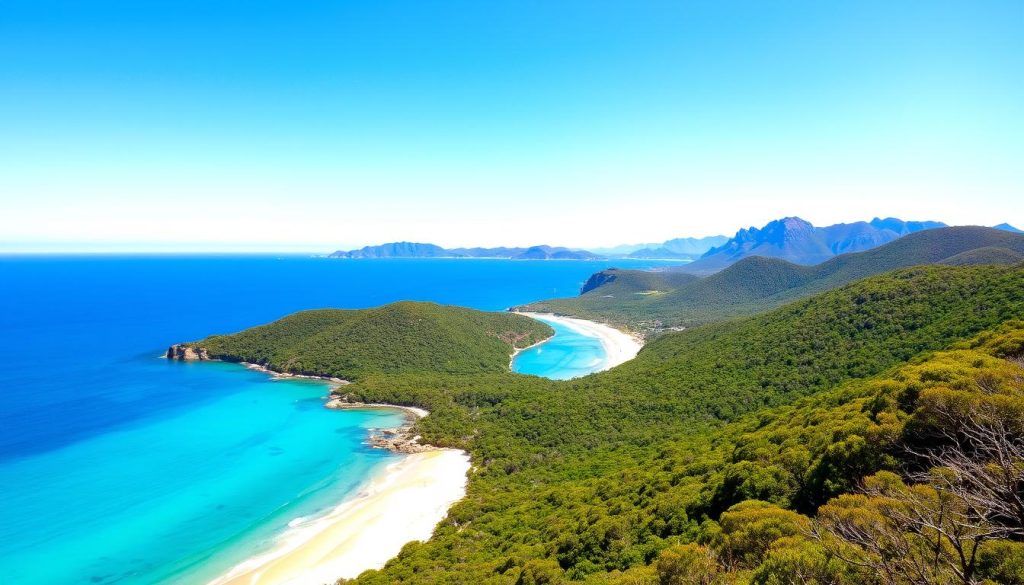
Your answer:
515;312;643;370
209;448;470;585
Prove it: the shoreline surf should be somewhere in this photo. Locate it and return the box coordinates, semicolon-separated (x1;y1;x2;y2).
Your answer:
513;312;644;372
205;371;468;585
207;448;470;585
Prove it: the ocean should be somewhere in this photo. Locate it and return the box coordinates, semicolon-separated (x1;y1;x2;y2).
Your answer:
0;255;675;584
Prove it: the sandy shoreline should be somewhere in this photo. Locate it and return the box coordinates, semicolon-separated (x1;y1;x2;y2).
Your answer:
207;366;464;585
208;448;470;585
514;312;644;371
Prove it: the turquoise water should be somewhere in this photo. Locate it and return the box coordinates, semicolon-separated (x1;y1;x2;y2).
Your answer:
0;363;404;584
511;316;607;380
0;256;677;584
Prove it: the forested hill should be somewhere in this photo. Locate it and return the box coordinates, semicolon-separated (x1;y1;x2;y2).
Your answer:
169;301;553;380
338;264;1024;584
520;226;1024;333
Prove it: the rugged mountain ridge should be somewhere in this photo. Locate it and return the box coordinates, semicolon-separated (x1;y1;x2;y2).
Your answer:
679;216;947;274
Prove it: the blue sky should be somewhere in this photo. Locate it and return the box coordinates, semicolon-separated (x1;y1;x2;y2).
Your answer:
1;0;1021;251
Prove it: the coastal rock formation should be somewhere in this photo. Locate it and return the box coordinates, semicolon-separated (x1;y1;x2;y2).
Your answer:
325;397;432;454
166;344;209;361
580;270;618;294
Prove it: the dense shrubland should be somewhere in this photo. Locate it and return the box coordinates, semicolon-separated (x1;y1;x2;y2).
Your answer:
184;301;553;380
190;262;1024;583
333;265;1024;584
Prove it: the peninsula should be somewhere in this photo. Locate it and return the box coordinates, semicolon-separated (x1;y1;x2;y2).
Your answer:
165;302;558;583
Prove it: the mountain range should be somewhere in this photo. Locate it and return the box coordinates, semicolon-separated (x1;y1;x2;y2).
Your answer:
590;235;729;259
329;219;1021;265
328;242;602;260
676;216;947;274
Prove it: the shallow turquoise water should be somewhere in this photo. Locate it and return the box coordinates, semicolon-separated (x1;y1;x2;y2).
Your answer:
511;316;607;380
0;362;403;584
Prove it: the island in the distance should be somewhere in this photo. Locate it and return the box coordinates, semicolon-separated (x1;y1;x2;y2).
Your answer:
328;242;605;260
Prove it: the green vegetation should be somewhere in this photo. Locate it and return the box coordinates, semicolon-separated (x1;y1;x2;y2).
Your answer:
940;246;1024;266
187;263;1024;583
579;269;700;296
184;301;553;380
330;264;1024;584
521;226;1024;333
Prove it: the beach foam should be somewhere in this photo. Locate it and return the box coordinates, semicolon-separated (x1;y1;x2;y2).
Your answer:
209;448;470;585
516;312;643;371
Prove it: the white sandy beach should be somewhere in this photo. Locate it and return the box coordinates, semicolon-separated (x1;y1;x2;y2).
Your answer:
208;448;470;585
516;312;644;370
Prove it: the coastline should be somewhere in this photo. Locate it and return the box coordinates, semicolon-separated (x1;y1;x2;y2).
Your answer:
204;370;467;585
208;448;470;585
242;361;350;385
513;312;644;371
182;311;637;585
508;335;554;370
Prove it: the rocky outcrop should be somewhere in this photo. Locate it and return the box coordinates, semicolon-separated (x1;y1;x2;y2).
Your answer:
166;344;210;361
580;269;618;294
325;397;433;454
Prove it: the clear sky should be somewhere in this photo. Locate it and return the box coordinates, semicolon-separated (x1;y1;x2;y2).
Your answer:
1;0;1021;252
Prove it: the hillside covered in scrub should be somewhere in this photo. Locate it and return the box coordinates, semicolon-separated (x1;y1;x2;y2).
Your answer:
169;301;553;380
178;264;1024;584
329;264;1024;584
520;226;1024;333
185;263;1024;584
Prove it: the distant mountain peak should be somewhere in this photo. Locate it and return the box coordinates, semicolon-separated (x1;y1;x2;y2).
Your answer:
994;223;1023;233
762;217;815;243
682;216;948;274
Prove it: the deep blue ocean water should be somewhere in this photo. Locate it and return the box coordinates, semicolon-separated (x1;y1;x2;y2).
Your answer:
0;255;675;584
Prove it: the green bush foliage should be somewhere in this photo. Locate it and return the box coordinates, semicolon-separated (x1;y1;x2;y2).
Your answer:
328;266;1024;582
187;301;553;380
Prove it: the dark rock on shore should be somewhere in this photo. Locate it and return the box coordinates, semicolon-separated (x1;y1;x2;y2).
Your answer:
166;344;209;361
